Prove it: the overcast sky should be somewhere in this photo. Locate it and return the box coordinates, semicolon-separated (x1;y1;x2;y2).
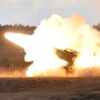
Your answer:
0;0;100;26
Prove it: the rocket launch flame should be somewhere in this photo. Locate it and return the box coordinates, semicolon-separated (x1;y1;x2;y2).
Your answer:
5;14;100;77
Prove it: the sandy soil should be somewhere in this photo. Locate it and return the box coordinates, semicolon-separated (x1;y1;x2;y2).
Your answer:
0;77;100;100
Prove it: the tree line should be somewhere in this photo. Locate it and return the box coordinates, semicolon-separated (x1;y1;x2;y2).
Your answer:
0;23;99;36
93;23;100;31
0;24;36;35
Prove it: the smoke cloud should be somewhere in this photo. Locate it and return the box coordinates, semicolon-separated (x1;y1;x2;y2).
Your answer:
5;14;100;77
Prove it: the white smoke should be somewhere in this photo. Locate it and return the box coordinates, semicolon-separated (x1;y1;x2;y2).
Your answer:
5;14;100;77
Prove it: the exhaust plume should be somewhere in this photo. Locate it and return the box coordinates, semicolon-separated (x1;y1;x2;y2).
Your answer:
5;14;100;77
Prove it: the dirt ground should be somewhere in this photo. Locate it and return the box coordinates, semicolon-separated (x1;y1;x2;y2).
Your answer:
0;77;100;100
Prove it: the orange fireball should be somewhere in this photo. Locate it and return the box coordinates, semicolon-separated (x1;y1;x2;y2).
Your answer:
5;14;100;77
